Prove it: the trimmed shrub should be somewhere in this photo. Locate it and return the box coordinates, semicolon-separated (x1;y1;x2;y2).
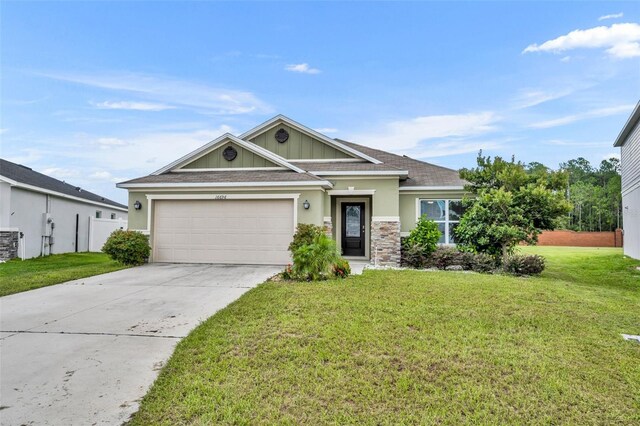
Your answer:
401;244;430;268
403;216;441;256
289;224;326;253
332;258;351;279
471;253;498;273
430;246;462;270
102;230;150;266
292;233;340;281
503;254;545;276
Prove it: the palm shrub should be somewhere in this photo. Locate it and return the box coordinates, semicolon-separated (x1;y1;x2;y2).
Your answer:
102;230;150;265
292;233;340;281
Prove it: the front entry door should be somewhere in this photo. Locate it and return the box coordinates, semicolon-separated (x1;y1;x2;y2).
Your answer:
341;202;365;256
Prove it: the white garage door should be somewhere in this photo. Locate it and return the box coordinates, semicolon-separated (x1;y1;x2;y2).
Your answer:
153;199;294;264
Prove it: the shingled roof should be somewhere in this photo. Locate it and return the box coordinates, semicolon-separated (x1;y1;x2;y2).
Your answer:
120;170;330;185
336;140;467;188
0;158;127;210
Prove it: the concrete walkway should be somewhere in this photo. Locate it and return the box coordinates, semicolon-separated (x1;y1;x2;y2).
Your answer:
0;263;280;425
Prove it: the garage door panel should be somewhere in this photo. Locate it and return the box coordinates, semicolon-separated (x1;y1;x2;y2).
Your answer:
153;199;294;265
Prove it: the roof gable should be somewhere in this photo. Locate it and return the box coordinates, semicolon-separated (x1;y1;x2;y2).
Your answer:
152;134;305;175
180;141;280;170
239;115;382;164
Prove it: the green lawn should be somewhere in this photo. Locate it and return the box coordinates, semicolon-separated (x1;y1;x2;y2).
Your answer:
0;252;129;297
129;247;640;425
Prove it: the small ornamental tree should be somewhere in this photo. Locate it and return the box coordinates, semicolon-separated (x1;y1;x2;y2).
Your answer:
455;153;571;262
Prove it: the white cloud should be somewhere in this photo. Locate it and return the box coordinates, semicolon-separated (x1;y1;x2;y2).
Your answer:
513;89;574;109
95;137;129;148
89;171;112;180
560;56;571;62
41;167;80;179
0;128;7;134
92;101;175;111
529;104;635;128
350;112;499;151
544;139;610;147
599;13;623;21
39;71;271;114
523;23;640;59
285;63;321;74
314;127;338;134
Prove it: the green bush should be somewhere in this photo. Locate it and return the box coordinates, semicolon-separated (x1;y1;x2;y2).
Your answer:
288;223;326;253
102;230;150;266
430;246;462;270
332;258;351;279
471;253;498;273
401;244;430;268
292;233;340;281
403;215;441;256
503;254;545;276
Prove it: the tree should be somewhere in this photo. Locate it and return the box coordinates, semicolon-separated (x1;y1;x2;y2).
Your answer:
455;153;571;261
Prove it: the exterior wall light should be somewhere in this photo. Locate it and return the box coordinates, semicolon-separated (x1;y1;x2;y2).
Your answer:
134;200;142;210
303;200;310;210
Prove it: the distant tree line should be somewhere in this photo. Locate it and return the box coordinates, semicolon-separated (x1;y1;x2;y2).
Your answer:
526;157;622;232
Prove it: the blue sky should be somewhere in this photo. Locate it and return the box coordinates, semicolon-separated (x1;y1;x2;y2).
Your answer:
2;1;639;203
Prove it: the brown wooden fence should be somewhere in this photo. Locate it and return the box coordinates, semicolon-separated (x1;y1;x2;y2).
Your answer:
536;229;623;247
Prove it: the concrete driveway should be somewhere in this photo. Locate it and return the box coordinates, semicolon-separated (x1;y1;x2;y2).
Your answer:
0;263;280;425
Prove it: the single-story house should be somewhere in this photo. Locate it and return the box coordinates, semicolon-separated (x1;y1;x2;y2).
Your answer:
0;159;128;260
614;101;640;260
118;115;466;266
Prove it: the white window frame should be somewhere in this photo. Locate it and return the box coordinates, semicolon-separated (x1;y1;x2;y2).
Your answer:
416;199;462;245
96;210;102;219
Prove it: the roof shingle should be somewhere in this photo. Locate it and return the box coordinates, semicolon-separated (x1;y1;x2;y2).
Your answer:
0;158;127;209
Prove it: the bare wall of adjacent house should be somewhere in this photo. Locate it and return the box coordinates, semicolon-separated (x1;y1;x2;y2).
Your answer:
8;188;128;259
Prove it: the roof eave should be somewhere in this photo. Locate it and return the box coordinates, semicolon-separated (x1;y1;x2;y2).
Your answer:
613;101;640;147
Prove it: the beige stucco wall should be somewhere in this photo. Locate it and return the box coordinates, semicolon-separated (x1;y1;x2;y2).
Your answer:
323;178;399;217
399;191;468;232
127;188;325;231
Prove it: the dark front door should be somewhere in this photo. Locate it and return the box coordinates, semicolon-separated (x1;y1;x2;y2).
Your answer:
341;202;365;256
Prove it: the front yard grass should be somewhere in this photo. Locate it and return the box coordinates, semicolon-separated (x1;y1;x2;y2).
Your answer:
130;247;640;425
0;252;129;297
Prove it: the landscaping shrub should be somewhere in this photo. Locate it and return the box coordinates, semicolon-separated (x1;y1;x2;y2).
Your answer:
292;233;340;281
102;230;150;266
401;244;430;268
430;246;462;270
403;216;441;256
471;252;498;273
503;254;545;276
281;264;294;280
288;224;326;253
332;258;351;279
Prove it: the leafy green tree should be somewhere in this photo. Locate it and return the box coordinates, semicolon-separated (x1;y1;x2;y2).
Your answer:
455;153;571;261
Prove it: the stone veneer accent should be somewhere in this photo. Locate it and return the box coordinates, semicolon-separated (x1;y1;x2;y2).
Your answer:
323;218;333;238
371;220;401;266
0;231;19;261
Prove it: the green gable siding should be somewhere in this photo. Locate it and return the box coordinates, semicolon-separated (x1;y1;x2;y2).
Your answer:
249;124;354;160
181;142;279;169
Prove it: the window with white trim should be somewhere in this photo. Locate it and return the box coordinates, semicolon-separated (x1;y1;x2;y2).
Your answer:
110;213;116;219
95;211;102;219
418;199;465;244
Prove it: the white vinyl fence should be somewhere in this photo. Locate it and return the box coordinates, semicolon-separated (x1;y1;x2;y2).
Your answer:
89;217;127;252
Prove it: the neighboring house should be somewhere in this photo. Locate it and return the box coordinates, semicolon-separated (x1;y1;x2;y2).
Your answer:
0;159;128;260
118;115;466;266
614;101;640;260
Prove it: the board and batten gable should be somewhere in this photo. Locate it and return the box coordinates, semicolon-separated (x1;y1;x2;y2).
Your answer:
620;117;640;259
249;123;355;160
181;142;279;169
